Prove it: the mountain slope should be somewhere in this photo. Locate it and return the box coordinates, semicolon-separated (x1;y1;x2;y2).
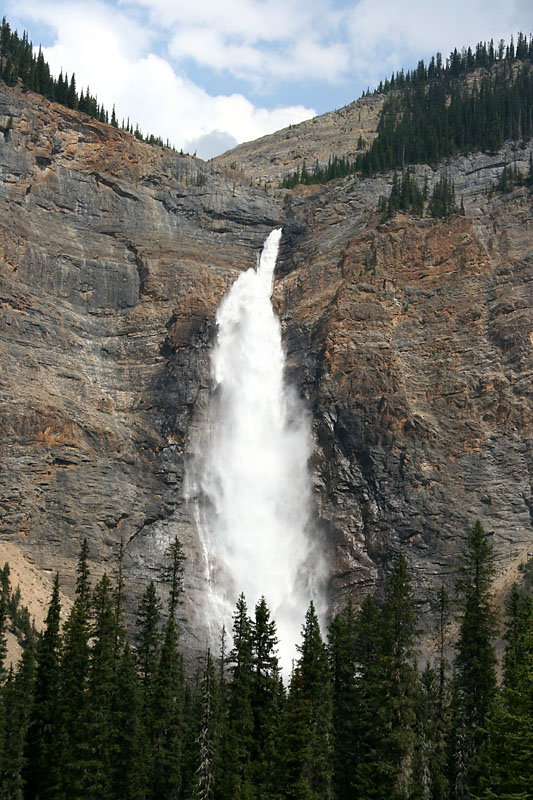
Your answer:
212;93;384;185
0;79;531;652
214;48;533;188
274;149;532;624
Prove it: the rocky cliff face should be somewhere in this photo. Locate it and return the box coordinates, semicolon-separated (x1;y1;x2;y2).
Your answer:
0;82;531;655
274;153;532;630
0;83;282;648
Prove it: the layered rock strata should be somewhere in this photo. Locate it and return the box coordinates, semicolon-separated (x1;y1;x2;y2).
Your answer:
0;84;282;647
0;82;531;654
274;152;533;629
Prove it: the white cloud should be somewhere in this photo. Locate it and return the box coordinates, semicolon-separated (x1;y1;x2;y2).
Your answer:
344;0;530;89
119;0;531;93
7;0;532;155
112;53;315;150
169;27;264;74
9;0;316;156
184;130;238;160
168;26;349;84
125;0;330;43
130;0;350;85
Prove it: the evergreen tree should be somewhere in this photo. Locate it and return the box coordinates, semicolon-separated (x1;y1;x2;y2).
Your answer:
150;537;187;799
66;73;77;109
452;520;497;799
502;582;530;690
151;612;184;799
0;593;7;682
348;558;420;800
162;536;186;620
212;625;230;799
426;586;452;800
496;162;525;193
383;168;425;218
351;594;385;800
135;579;162;713
0;569;8;778
110;642;148;800
112;539;126;661
429;174;458;218
78;573;117;799
180;678;202;800
284;666;315;800
410;587;452;799
23;574;63;800
251;597;284;799
195;649;218;800
0;566;36;649
327;600;358;800
0;640;35;800
284;601;333;800
55;70;66;104
379;554;419;799
0;677;5;790
413;662;450;800
219;593;254;800
479;586;533;799
58;539;92;798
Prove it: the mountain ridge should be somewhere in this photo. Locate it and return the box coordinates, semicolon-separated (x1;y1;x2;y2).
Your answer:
212;92;384;185
214;51;533;188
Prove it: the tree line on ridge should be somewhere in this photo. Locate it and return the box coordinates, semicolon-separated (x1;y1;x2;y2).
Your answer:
0;17;170;149
281;33;533;188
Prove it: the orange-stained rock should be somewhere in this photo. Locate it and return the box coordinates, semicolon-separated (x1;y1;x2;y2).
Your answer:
0;82;532;657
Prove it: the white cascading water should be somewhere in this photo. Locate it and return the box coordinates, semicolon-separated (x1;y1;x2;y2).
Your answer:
192;228;326;673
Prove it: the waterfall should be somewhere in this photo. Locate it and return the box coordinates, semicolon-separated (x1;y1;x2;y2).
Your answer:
191;228;326;673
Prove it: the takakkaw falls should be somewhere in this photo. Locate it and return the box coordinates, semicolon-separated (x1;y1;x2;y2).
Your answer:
1;23;533;799
190;229;327;672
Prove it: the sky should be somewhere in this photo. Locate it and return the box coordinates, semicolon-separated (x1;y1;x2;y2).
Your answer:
5;0;532;159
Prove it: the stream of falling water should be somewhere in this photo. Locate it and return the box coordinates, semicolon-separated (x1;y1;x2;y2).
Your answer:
191;229;326;673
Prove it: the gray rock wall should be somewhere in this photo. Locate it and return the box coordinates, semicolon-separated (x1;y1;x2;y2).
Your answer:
0;83;532;659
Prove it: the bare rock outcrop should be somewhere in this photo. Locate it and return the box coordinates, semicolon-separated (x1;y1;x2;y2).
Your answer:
0;84;282;648
0;82;531;655
274;151;533;630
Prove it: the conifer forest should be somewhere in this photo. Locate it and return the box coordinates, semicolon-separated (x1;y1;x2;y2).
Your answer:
0;523;532;800
282;33;533;187
0;17;170;148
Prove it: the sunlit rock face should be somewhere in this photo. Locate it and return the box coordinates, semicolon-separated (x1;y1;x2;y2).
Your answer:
0;81;531;658
274;153;533;634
